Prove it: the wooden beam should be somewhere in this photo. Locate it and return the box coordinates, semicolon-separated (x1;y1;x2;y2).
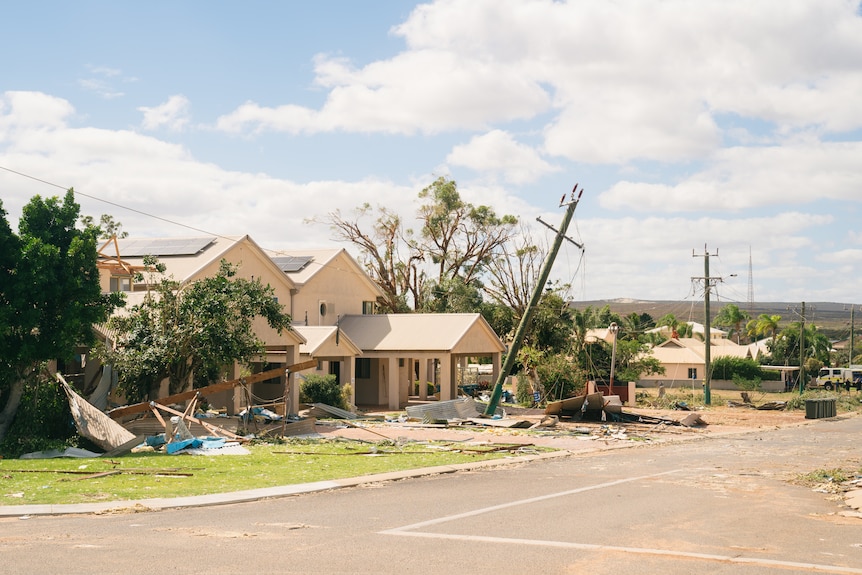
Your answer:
149;402;245;441
108;359;319;420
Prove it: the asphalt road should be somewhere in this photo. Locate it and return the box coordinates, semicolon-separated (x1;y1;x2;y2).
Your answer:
2;416;862;575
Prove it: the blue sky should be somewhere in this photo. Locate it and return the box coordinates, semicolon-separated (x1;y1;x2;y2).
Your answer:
2;0;862;307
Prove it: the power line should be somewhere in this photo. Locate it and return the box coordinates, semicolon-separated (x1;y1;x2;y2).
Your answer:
0;164;224;239
0;164;349;281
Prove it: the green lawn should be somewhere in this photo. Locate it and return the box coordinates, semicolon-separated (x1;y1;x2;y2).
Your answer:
0;439;534;506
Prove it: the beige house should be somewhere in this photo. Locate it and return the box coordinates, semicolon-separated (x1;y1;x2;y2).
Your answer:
97;236;506;413
647;321;728;342
639;335;774;390
337;313;505;409
267;248;382;326
97;235;306;413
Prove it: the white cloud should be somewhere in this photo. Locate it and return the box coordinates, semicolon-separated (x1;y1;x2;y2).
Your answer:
447;130;558;184
78;64;136;100
0;92;423;253
599;141;862;213
567;211;836;302
138;95;191;131
0;91;74;136
214;0;862;167
5;1;862;304
217;50;550;135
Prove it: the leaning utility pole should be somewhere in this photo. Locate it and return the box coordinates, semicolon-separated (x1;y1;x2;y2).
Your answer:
483;184;584;417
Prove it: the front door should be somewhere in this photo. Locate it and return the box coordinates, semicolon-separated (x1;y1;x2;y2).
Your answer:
329;360;341;385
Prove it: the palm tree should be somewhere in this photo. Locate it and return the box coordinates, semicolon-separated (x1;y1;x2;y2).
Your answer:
657;313;680;339
755;313;781;343
714;304;751;344
745;318;759;341
677;322;694;338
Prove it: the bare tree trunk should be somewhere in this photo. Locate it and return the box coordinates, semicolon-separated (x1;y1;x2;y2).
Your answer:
0;379;26;445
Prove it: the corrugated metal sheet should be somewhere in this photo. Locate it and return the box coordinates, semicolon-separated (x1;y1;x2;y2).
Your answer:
405;398;480;420
311;403;361;419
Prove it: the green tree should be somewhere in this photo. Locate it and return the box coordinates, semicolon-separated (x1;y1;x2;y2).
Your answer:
768;322;830;367
621;311;655;341
534;352;585;402
418;177;518;287
711;356;774;381
570;306;599;354
657;313;682;338
313;177;518;312
478;301;516;343
420;276;484;314
310;203;418;313
79;213;128;239
677;322;694;338
745;319;759;342
755;313;782;342
299;374;346;409
526;292;574;353
100;259;292;401
613;339;665;383
714;304;751;343
0;191;120;444
595;304;623;330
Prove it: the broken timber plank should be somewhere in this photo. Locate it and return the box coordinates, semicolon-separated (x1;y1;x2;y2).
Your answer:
73;470;122;481
100;434;147;458
465;417;533;429
679;413;707;427
149;402;246;441
545;392;604;416
108;359;319;420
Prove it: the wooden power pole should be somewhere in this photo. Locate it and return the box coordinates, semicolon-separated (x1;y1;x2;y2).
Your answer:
692;245;734;406
483;184;584;417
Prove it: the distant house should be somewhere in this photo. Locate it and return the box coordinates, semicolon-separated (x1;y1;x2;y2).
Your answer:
640;323;755;388
646;321;727;342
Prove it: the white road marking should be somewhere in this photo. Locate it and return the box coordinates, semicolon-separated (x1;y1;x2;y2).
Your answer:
380;469;862;574
382;470;681;533
385;531;862;574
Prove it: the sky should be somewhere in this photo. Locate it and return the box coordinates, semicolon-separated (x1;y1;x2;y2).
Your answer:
2;0;862;307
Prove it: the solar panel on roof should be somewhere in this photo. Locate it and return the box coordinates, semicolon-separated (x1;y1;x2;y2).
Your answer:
272;255;313;273
117;237;215;257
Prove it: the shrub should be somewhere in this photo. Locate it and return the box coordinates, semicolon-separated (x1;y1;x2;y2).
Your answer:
515;374;533;406
341;383;354;408
0;375;79;458
712;356;780;381
299;374;345;409
732;373;761;391
413;381;436;396
536;353;584;402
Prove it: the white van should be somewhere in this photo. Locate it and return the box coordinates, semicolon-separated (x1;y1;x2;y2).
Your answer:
813;367;862;390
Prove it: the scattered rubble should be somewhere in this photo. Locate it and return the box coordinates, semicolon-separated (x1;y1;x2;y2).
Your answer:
545;392;708;429
46;374;820;464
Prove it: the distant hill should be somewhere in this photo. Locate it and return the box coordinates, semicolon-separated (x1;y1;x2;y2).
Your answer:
569;299;856;333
